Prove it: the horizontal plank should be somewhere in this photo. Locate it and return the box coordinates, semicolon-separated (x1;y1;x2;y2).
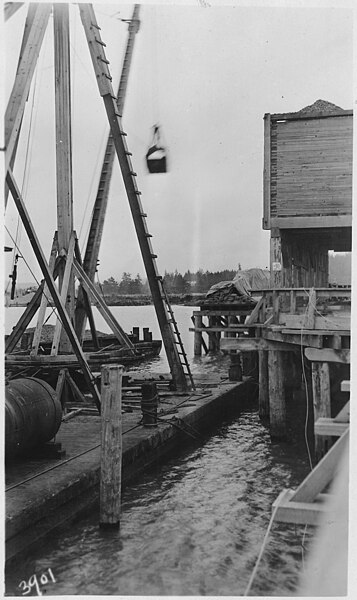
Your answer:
273;489;332;526
220;338;296;352
305;347;350;364
315;418;349;436
341;380;350;393
192;310;252;316
269;110;353;121
280;314;350;331
269;215;352;229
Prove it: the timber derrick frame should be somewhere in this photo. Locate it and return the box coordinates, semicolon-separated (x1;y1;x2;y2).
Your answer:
5;3;192;403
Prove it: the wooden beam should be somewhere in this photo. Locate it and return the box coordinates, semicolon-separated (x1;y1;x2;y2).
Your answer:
6;168;101;411
5;281;44;353
341;380;350;393
281;314;350;331
270;109;352;121
312;361;331;461
315;418;348;437
51;233;76;355
100;364;123;528
291;429;349;504
30;233;58;355
306;288;316;329
53;3;75;352
263;113;271;229
273;488;332;525
245;296;264;325
72;258;135;351
334;401;350;424
220;338;296;352
268;350;286;439
270;234;282;288
5;3;51;178
270;216;352;230
305;348;350;364
258;350;269;419
79;3;188;391
4;2;24;21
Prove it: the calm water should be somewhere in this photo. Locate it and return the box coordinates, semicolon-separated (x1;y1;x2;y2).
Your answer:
5;305;312;595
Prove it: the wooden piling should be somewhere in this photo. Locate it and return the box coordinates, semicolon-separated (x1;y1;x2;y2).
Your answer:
311;361;331;461
194;315;203;356
268;349;286;439
100;364;123;528
258;350;269;419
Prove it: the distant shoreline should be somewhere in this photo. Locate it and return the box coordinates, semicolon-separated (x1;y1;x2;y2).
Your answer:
5;293;207;308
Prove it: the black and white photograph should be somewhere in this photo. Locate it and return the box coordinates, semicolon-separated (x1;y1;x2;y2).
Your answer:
3;0;354;596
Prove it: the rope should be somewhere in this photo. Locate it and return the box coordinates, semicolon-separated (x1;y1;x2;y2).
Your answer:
243;500;280;596
5;421;143;493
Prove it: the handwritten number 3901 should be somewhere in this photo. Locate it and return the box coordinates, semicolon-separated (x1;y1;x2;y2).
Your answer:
19;568;56;596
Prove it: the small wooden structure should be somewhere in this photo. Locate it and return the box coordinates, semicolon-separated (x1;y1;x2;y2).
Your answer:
220;100;352;444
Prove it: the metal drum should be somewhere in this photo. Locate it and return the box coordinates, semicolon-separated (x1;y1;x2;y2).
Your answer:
5;377;62;458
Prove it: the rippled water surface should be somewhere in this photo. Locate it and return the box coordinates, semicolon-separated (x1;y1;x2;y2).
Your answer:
5;305;313;595
6;410;312;596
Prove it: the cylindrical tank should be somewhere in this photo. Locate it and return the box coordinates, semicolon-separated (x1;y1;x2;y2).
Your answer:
5;377;62;458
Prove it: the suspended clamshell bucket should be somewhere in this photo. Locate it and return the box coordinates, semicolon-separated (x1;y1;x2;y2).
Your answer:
145;125;167;173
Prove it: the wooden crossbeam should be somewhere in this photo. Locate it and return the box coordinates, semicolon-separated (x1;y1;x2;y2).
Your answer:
5;282;44;353
273;489;332;525
314;418;349;437
6;168;101;411
30;233;58;355
291;429;349;504
72;258;135;351
51;233;75;355
334;401;350;423
305;348;350;364
245;296;264;325
5;3;51;179
220;338;296;352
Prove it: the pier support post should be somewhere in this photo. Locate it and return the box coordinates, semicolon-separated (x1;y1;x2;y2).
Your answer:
194;315;203;356
268;350;286;440
311;361;331;462
100;364;123;528
258;350;269;419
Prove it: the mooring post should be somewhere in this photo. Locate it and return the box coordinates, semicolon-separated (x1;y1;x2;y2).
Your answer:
268;349;286;439
194;314;203;356
258;350;269;419
100;364;123;529
311;361;331;462
141;382;158;427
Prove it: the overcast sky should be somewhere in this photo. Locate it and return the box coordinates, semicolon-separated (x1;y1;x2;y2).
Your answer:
4;0;354;286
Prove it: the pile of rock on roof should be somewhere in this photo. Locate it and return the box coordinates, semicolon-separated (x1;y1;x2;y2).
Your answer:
200;268;270;310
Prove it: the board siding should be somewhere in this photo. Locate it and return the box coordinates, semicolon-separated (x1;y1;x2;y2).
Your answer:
270;115;352;220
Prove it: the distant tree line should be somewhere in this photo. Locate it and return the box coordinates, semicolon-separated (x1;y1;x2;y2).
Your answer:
101;268;240;297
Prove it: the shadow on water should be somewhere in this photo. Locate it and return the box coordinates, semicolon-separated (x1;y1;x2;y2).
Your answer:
5;407;313;597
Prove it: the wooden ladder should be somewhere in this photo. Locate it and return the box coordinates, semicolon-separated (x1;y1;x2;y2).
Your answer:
79;4;193;391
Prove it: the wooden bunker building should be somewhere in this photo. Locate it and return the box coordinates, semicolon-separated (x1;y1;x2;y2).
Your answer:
264;99;352;287
220;99;352;460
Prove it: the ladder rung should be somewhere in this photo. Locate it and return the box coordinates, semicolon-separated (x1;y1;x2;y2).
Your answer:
104;74;113;81
98;57;110;64
136;191;142;195
140;212;147;217
130;172;137;176
151;254;158;259
90;22;101;30
145;233;152;238
114;112;122;117
125;151;133;156
94;37;106;46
